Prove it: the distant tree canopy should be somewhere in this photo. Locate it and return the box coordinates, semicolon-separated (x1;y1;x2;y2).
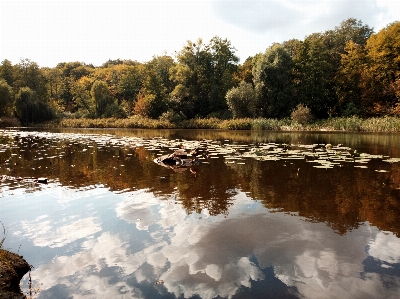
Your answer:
1;19;399;124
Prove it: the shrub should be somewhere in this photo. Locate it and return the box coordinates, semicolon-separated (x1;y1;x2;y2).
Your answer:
291;104;313;125
226;81;256;118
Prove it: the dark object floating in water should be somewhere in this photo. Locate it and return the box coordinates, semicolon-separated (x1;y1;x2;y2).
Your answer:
36;177;48;184
154;148;201;170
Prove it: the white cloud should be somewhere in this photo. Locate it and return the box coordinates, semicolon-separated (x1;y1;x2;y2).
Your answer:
2;0;398;67
368;231;400;264
20;215;101;248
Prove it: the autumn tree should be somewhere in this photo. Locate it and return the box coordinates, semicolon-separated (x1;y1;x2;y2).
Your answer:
70;76;94;115
234;56;255;85
56;62;93;112
117;64;145;115
361;21;400;115
336;41;367;116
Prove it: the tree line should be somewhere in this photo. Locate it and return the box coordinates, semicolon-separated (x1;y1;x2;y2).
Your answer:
0;18;399;124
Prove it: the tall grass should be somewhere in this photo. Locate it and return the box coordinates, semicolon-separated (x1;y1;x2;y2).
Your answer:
319;116;400;132
0;220;6;248
60;116;175;129
0;117;20;128
57;116;400;132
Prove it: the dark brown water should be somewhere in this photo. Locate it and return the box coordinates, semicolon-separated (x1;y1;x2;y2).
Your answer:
1;128;400;299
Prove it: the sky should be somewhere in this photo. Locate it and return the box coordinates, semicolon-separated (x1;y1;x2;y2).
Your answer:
1;0;399;68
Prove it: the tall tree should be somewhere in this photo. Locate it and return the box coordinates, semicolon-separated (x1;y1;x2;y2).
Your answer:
208;37;239;115
253;44;295;118
117;64;145;115
336;41;367;116
0;59;14;86
170;38;213;118
13;59;48;100
361;21;400;114
56;62;93;112
14;87;55;124
170;37;238;119
0;79;13;116
91;80;115;117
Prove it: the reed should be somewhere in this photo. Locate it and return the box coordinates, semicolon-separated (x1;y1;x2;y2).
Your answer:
179;118;221;129
0;117;20;128
0;220;6;248
251;118;291;130
57;116;400;132
60;116;175;129
219;118;252;130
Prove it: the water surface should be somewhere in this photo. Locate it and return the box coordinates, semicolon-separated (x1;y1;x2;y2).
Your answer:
1;128;400;299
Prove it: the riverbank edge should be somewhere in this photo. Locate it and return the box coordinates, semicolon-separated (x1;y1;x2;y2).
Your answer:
23;116;400;132
0;249;30;299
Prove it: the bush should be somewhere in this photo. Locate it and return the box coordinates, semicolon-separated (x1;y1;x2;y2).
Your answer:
291;104;313;125
220;118;252;130
226;81;256;118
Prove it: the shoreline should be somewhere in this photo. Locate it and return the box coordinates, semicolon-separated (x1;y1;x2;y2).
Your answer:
2;116;400;132
0;249;31;299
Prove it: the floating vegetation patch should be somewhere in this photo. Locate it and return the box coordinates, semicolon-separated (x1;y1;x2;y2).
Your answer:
1;130;399;175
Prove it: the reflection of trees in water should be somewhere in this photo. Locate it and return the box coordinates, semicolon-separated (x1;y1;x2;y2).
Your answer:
1;132;400;237
172;159;238;216
231;158;400;236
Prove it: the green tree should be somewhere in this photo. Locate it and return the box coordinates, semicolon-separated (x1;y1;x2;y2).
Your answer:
117;64;145;115
292;33;338;118
289;19;373;118
0;59;14;86
56;62;93;112
14;87;55;124
91;80;115;117
226;81;256;118
253;44;295;118
138;56;175;118
70;76;94;116
170;37;238;119
170;38;213;118
13;59;48;99
208;37;239;116
0;79;13;116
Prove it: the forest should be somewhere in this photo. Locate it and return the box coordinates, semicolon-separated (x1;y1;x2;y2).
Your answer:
0;18;399;126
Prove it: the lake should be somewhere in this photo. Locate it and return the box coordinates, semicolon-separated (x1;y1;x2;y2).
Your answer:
1;128;400;299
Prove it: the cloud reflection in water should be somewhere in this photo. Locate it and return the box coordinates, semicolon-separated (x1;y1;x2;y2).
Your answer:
22;189;400;299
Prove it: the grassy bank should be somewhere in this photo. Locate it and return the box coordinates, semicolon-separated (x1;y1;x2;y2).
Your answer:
56;115;400;132
3;115;400;132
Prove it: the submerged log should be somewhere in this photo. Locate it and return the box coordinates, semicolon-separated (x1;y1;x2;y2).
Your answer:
154;148;201;169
